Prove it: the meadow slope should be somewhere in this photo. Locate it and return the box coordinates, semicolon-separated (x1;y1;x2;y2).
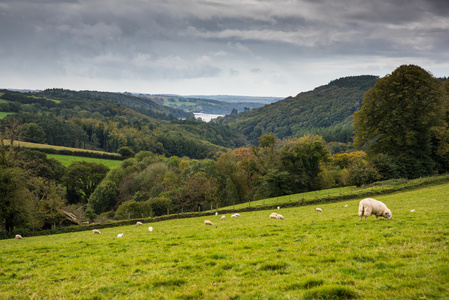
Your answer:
1;184;448;299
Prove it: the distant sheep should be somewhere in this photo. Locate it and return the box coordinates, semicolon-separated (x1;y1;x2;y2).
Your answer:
117;233;124;238
316;208;323;212
358;198;392;221
15;234;22;239
221;215;225;220
277;206;280;210
136;221;143;226
270;213;278;219
345;205;349;208
231;213;241;218
93;229;101;234
276;214;284;220
204;220;214;226
411;209;416;212
215;212;218;216
148;226;153;233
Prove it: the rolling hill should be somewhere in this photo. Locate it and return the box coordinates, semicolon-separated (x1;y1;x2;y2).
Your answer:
216;75;379;144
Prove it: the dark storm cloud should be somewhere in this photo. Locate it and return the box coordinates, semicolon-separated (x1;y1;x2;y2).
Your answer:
1;0;448;95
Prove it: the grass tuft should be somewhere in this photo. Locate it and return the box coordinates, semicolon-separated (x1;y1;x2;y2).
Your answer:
302;285;359;299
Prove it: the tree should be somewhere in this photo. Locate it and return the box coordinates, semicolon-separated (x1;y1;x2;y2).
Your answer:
63;161;110;204
354;65;448;178
17;123;46;143
280;135;330;192
0;167;33;232
118;146;135;159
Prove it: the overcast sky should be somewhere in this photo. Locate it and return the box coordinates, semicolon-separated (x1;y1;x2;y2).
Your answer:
1;0;448;97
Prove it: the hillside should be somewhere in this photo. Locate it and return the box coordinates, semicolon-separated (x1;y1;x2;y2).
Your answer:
135;94;281;115
216;75;379;144
37;89;193;120
0;89;248;159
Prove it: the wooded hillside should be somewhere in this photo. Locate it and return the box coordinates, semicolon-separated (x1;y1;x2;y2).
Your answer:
0;89;247;159
217;75;379;144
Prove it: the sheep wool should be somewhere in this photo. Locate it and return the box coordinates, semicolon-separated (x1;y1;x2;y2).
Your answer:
358;198;392;221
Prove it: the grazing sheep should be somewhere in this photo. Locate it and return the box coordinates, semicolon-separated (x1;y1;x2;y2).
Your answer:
345;205;349;208
204;220;214;226
316;208;323;212
15;234;22;239
270;213;278;219
231;213;241;218
277;206;280;210
411;209;416;212
148;226;153;233
215;212;218;216
136;221;143;226
358;198;392;221
221;215;225;220
276;214;284;220
117;233;124;238
92;229;101;234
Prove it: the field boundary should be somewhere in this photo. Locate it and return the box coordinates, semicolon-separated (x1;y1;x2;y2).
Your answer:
3;175;448;239
3;139;123;160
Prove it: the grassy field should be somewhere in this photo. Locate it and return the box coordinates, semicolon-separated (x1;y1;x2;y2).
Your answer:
0;112;15;119
48;154;123;168
1;184;448;299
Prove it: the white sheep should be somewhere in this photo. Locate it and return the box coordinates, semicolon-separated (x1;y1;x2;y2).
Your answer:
270;213;278;219
215;212;218;216
117;233;124;238
148;226;153;233
345;204;349;208
358;198;392;221
316;208;323;212
93;229;101;234
276;214;284;220
411;209;416;212
15;234;22;239
277;206;280;210
220;215;225;220
231;213;241;218
136;221;143;226
204;220;214;226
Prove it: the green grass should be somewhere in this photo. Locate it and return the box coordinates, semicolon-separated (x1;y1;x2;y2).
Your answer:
0;112;15;119
48;154;123;168
224;175;449;210
1;183;449;299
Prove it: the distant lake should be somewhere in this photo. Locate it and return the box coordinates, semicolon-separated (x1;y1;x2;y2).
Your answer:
193;113;224;122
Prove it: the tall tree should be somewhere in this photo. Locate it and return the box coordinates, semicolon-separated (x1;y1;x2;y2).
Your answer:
63;161;110;204
0;167;33;232
353;65;448;178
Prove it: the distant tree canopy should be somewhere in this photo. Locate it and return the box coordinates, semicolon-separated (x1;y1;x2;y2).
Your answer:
218;75;379;144
354;65;449;178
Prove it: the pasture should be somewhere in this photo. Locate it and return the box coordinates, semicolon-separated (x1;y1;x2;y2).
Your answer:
48;154;123;168
0;112;15;119
1;184;448;299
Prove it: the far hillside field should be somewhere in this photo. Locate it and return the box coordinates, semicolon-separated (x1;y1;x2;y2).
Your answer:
47;154;123;168
1;183;448;299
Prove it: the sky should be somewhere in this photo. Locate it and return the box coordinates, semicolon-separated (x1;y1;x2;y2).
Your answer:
1;0;449;97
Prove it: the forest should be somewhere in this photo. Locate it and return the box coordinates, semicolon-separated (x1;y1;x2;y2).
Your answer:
216;75;379;144
1;65;449;235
